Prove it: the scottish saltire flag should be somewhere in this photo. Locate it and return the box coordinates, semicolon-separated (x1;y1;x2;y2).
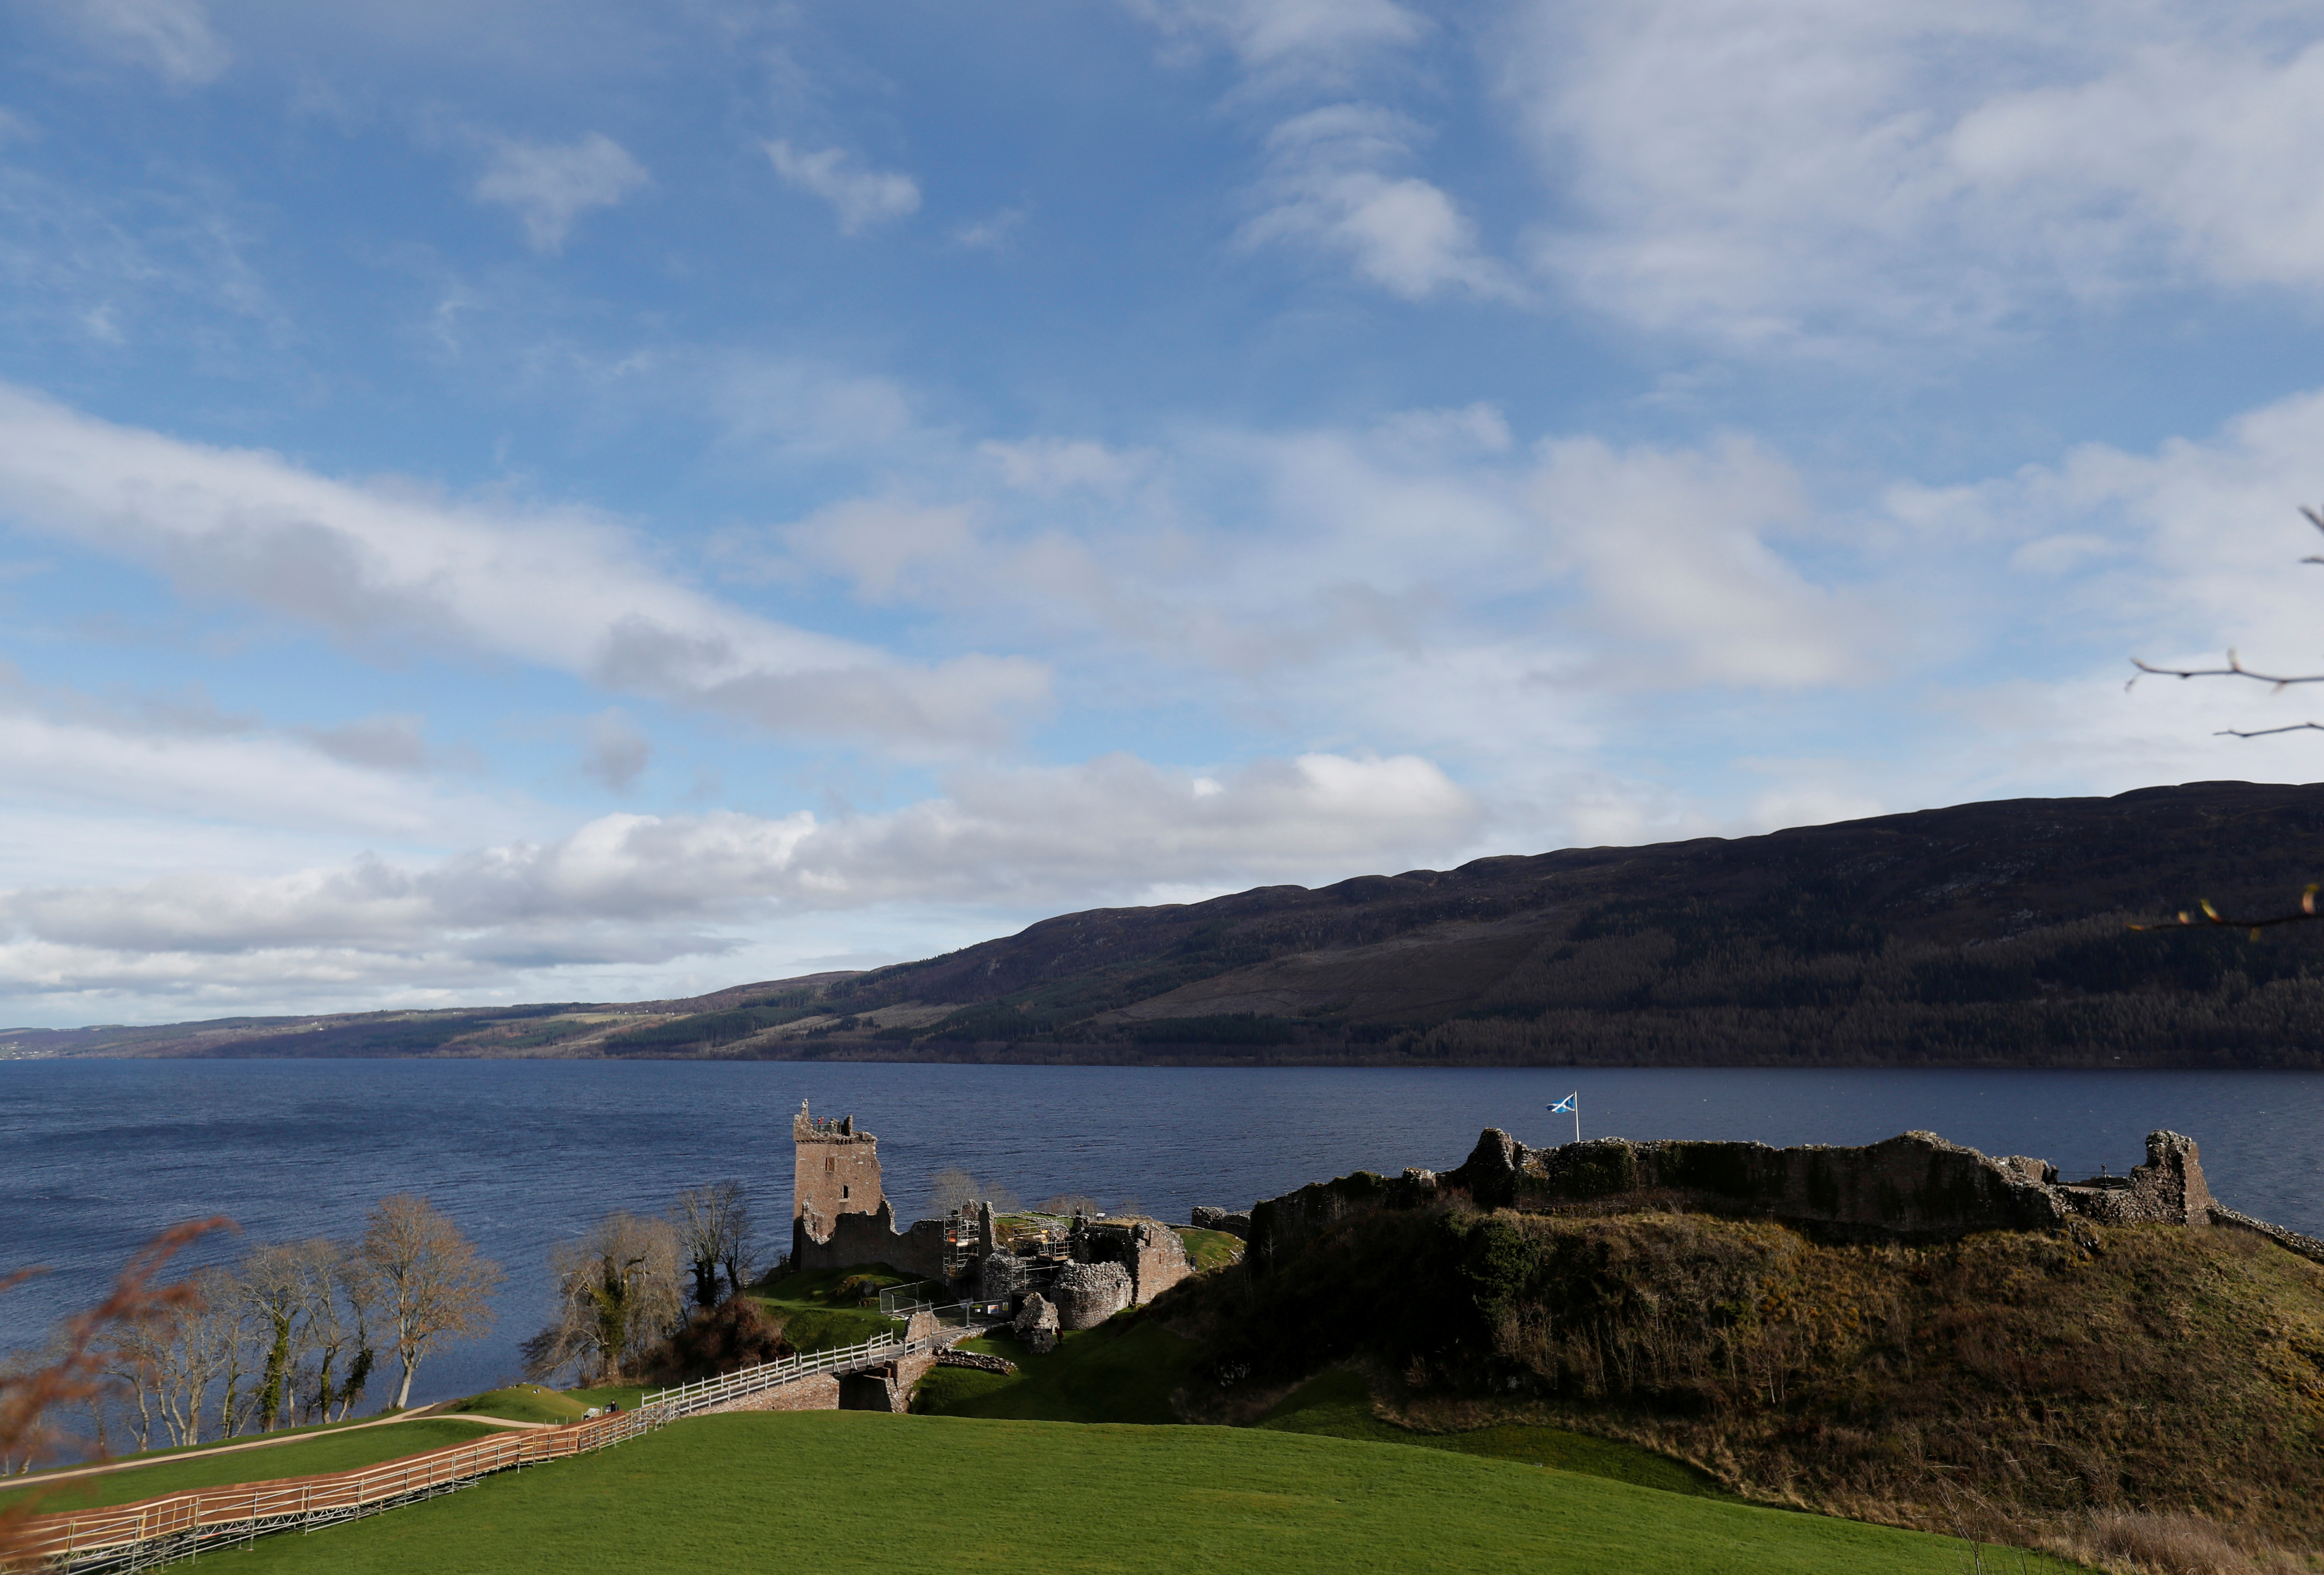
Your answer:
1549;1094;1576;1113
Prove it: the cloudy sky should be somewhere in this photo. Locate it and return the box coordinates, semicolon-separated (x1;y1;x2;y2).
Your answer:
5;0;2324;1027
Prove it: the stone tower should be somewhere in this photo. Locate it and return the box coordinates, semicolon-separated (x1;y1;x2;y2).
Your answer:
792;1100;885;1262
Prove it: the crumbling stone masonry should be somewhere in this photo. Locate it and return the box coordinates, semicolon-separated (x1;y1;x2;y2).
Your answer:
1248;1126;2319;1271
792;1100;887;1260
789;1102;993;1280
1070;1218;1192;1305
1014;1291;1060;1354
1050;1260;1133;1329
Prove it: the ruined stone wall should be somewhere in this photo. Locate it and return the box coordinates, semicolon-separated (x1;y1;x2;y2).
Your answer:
1453;1127;2226;1242
790;1198;950;1281
1247;1167;1443;1275
1070;1220;1192;1305
1250;1126;2244;1271
792;1101;885;1262
2209;1204;2324;1266
1051;1261;1132;1329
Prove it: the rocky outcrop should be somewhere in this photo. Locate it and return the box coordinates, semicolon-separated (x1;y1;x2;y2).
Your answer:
1050;1261;1132;1330
1014;1291;1061;1354
1190;1206;1252;1238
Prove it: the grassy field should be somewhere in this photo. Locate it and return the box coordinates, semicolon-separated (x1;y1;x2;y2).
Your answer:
749;1262;908;1352
911;1317;1200;1423
434;1383;646;1423
1174;1225;1246;1271
1254;1371;1722;1497
0;1419;503;1513
7;1408;414;1482
211;1411;2080;1575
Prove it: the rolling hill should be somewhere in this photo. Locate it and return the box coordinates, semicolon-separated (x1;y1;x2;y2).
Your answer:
16;780;2324;1068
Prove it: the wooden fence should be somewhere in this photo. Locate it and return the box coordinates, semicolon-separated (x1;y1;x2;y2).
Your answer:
13;1309;1008;1572
11;1406;661;1574
16;1310;1018;1575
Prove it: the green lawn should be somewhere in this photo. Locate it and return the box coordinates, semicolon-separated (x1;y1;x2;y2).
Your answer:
0;1419;503;1513
215;1411;2083;1575
912;1318;1200;1423
1174;1225;1246;1271
9;1409;406;1481
1255;1371;1722;1497
749;1262;908;1352
436;1383;658;1424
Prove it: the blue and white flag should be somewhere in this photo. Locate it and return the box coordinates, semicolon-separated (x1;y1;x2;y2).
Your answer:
1548;1093;1576;1113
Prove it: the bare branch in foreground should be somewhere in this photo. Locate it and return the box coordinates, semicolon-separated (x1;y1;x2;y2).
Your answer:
2130;884;2324;940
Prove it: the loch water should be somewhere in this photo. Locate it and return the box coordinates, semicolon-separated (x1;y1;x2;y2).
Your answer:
4;1058;2321;1408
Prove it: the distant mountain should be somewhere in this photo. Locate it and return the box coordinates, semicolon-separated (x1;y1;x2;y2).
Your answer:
15;782;2324;1068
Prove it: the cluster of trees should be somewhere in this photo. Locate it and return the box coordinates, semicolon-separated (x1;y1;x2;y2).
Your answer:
521;1181;758;1388
3;1196;499;1464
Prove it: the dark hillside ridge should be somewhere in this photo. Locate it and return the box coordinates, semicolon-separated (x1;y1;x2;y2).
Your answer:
15;781;2324;1067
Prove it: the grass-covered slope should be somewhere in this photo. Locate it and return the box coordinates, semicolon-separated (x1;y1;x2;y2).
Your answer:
1254;1370;1722;1498
215;1411;2067;1575
747;1263;908;1351
0;1419;502;1513
912;1319;1202;1423
1171;1202;2324;1554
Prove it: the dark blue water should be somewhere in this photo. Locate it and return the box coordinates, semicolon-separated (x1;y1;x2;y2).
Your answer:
5;1060;2321;1410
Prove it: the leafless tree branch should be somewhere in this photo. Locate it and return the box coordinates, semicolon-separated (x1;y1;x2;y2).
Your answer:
2130;884;2324;938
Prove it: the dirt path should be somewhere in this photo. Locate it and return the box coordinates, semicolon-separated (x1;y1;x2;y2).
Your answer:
14;1404;553;1490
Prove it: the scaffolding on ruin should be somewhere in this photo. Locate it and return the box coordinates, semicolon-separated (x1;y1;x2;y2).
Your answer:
943;1210;984;1277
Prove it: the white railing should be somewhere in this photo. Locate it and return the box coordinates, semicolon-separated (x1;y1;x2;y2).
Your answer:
640;1303;1010;1417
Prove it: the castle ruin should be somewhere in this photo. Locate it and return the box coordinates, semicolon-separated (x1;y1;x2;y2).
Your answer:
786;1101;1191;1322
1248;1126;2324;1272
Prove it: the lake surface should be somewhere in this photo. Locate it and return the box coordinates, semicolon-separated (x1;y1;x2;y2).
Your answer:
5;1059;2321;1411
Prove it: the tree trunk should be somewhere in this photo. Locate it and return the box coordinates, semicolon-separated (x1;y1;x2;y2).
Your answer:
394;1357;416;1410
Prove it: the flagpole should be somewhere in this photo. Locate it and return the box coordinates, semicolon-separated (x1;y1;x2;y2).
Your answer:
1573;1094;1581;1145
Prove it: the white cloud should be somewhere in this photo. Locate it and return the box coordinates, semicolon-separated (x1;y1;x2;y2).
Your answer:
781;497;982;604
1245;105;1520;301
0;750;1479;1008
1124;0;1426;76
1501;0;2324;343
764;142;920;234
473;133;649;253
0;385;1048;753
54;0;229;83
0;692;518;843
1526;433;1871;686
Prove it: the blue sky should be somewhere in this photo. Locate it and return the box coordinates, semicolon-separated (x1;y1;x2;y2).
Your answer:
6;0;2324;1027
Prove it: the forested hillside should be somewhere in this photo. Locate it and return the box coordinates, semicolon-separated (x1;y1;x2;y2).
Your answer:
17;781;2324;1067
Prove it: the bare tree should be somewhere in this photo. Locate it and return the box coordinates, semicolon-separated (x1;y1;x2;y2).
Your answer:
926;1167;983;1218
358;1195;501;1410
522;1212;681;1386
2132;504;2324;930
1038;1192;1100;1218
671;1182;753;1309
290;1239;368;1423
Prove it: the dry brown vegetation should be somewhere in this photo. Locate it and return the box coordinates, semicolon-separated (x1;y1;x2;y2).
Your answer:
1162;1205;2324;1570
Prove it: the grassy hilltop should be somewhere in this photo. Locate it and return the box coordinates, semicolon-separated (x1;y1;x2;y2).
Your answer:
24;780;2324;1067
1157;1200;2324;1569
